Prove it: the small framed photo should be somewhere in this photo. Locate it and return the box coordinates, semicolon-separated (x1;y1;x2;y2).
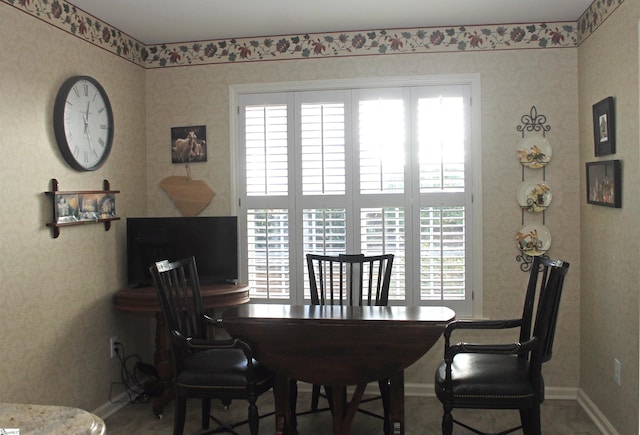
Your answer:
586;160;621;208
55;194;79;223
592;97;615;156
79;194;100;221
171;125;207;163
98;194;117;219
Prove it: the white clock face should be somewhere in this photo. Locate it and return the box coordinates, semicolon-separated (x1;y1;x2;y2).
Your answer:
54;76;113;171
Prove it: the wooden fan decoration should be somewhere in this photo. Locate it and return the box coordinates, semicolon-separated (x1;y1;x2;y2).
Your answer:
160;172;215;217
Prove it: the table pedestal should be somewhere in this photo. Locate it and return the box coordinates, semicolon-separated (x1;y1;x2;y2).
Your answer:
113;283;250;417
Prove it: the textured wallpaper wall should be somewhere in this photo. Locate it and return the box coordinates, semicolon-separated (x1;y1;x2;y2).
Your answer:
0;5;152;410
144;48;581;390
0;0;583;414
578;1;640;433
4;0;637;432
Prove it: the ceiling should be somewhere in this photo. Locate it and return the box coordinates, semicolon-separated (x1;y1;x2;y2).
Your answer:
69;0;593;45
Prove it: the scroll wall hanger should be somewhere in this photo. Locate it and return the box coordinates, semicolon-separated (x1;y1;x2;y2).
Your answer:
45;179;120;238
515;106;552;271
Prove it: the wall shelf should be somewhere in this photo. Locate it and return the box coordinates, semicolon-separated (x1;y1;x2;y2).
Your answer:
45;179;120;238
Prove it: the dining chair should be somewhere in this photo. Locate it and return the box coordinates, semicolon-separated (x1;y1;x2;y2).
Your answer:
294;253;394;431
434;257;570;435
149;256;274;435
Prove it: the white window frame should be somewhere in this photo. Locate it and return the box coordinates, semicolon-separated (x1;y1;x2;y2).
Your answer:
230;74;483;317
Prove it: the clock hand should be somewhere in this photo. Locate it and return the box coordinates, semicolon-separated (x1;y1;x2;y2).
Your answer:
84;101;95;145
83;113;89;134
86;128;96;155
83;101;91;134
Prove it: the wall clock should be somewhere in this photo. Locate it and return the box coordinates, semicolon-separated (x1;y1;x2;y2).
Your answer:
53;75;114;171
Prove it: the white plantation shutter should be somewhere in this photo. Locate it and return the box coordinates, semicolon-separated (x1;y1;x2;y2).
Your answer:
358;97;405;194
302;208;347;298
301;103;346;195
419;207;466;301
244;105;288;196
418;93;466;192
246;209;290;299
360;207;405;299
237;80;475;315
303;208;347;255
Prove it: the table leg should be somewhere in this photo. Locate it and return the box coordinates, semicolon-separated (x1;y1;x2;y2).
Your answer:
388;371;405;435
274;374;292;435
331;387;346;434
327;384;366;435
152;312;173;418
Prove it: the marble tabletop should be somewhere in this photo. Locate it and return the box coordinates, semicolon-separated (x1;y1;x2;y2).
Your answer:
0;403;105;434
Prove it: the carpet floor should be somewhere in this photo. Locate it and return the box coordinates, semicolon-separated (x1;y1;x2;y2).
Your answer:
104;390;601;434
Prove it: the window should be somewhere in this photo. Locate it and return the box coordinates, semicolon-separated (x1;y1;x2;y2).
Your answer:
233;76;481;316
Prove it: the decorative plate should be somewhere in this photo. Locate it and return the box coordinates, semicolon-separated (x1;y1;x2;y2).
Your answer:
516;224;551;256
516;135;552;168
517;180;552;213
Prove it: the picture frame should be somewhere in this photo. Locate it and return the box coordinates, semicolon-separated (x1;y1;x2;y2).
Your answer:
55;193;79;224
586;160;621;208
592;97;615;156
171;125;207;163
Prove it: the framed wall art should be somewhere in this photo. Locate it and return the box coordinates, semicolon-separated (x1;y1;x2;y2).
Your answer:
592;97;615;156
45;179;120;238
171;125;207;163
586;160;621;208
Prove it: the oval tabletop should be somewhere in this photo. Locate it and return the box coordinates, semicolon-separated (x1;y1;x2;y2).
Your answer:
223;304;455;386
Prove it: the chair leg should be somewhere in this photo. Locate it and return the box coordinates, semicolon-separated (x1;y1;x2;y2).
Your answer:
201;399;211;429
247;399;259;435
173;395;187;435
441;404;453;435
520;406;541;435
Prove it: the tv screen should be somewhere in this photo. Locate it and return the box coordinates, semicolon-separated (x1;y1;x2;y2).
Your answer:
126;216;238;287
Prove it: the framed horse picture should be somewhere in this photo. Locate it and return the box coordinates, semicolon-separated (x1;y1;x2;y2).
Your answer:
171;125;207;163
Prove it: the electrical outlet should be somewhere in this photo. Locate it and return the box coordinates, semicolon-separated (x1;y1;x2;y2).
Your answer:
110;336;119;359
614;358;621;385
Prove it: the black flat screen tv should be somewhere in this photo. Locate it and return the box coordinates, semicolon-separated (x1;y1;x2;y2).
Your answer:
126;216;238;287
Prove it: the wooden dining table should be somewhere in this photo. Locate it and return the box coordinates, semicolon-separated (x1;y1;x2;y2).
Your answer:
222;303;455;435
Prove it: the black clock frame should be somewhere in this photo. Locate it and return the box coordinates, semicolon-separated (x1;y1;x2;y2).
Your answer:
53;75;114;171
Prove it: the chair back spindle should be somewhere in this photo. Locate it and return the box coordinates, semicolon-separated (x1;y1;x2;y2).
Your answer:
306;253;394;306
151;257;207;362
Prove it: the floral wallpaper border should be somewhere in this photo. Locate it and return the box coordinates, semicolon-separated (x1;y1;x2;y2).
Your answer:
2;0;624;68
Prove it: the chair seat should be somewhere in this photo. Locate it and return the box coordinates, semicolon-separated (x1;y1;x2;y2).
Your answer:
178;348;273;389
435;354;543;409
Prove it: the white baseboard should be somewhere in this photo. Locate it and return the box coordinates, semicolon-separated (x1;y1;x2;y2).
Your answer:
577;388;618;435
92;390;132;421
300;382;579;400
